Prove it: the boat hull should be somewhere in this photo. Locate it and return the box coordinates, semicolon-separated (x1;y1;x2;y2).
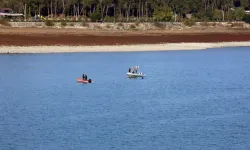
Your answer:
77;78;90;83
126;72;145;78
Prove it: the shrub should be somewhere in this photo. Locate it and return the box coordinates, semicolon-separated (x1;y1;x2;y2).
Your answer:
129;24;136;29
60;20;67;27
153;6;173;21
45;20;54;26
135;21;140;26
139;17;146;22
80;16;88;22
200;21;210;27
94;25;102;30
231;22;244;27
89;12;101;22
81;21;89;27
106;24;110;28
0;19;11;27
200;21;209;27
233;7;245;21
153;22;166;29
69;22;75;26
104;16;114;22
183;18;195;27
117;22;124;27
243;14;250;24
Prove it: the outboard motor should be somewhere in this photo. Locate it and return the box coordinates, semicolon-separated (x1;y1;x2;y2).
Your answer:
88;79;92;83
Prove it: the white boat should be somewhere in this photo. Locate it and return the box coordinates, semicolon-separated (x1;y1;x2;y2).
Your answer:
127;65;146;78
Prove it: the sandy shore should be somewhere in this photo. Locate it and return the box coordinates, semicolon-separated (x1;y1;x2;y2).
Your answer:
0;42;250;54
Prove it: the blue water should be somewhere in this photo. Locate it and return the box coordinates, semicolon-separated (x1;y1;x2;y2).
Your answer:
0;47;250;150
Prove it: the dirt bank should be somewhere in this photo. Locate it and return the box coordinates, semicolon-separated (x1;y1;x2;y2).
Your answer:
1;28;250;46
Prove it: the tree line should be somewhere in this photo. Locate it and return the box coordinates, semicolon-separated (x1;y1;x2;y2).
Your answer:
0;0;250;22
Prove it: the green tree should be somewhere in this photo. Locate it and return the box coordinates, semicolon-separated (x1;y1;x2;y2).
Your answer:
240;0;249;8
153;6;173;21
213;9;223;21
233;7;245;21
225;10;234;21
243;14;250;24
1;0;250;23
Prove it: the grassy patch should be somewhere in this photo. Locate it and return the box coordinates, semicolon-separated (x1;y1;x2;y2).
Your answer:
45;20;54;26
60;20;67;27
183;18;195;27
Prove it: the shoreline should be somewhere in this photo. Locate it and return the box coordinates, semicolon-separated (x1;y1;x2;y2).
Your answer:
1;42;250;54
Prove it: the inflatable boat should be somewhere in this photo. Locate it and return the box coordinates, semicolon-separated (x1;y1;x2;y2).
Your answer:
77;78;92;83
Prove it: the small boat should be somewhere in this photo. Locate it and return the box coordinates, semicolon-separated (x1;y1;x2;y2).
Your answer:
76;78;92;83
127;65;146;79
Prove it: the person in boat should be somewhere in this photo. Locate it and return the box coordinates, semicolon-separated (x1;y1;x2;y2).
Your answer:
85;74;88;80
82;74;85;80
128;68;131;73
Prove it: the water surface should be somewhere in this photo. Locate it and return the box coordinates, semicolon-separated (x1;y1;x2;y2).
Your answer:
0;47;250;150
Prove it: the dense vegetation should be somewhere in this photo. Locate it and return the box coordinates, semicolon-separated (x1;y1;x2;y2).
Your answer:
1;0;250;22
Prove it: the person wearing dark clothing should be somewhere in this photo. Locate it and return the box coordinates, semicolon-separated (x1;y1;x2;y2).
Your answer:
85;75;88;80
128;68;131;72
82;74;85;80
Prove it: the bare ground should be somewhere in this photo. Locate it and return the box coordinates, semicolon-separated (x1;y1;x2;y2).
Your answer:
1;27;250;46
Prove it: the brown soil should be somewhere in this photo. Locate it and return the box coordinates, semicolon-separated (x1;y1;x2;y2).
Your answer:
1;28;250;46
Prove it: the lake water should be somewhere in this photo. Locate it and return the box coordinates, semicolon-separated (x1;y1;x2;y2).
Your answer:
0;47;250;150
